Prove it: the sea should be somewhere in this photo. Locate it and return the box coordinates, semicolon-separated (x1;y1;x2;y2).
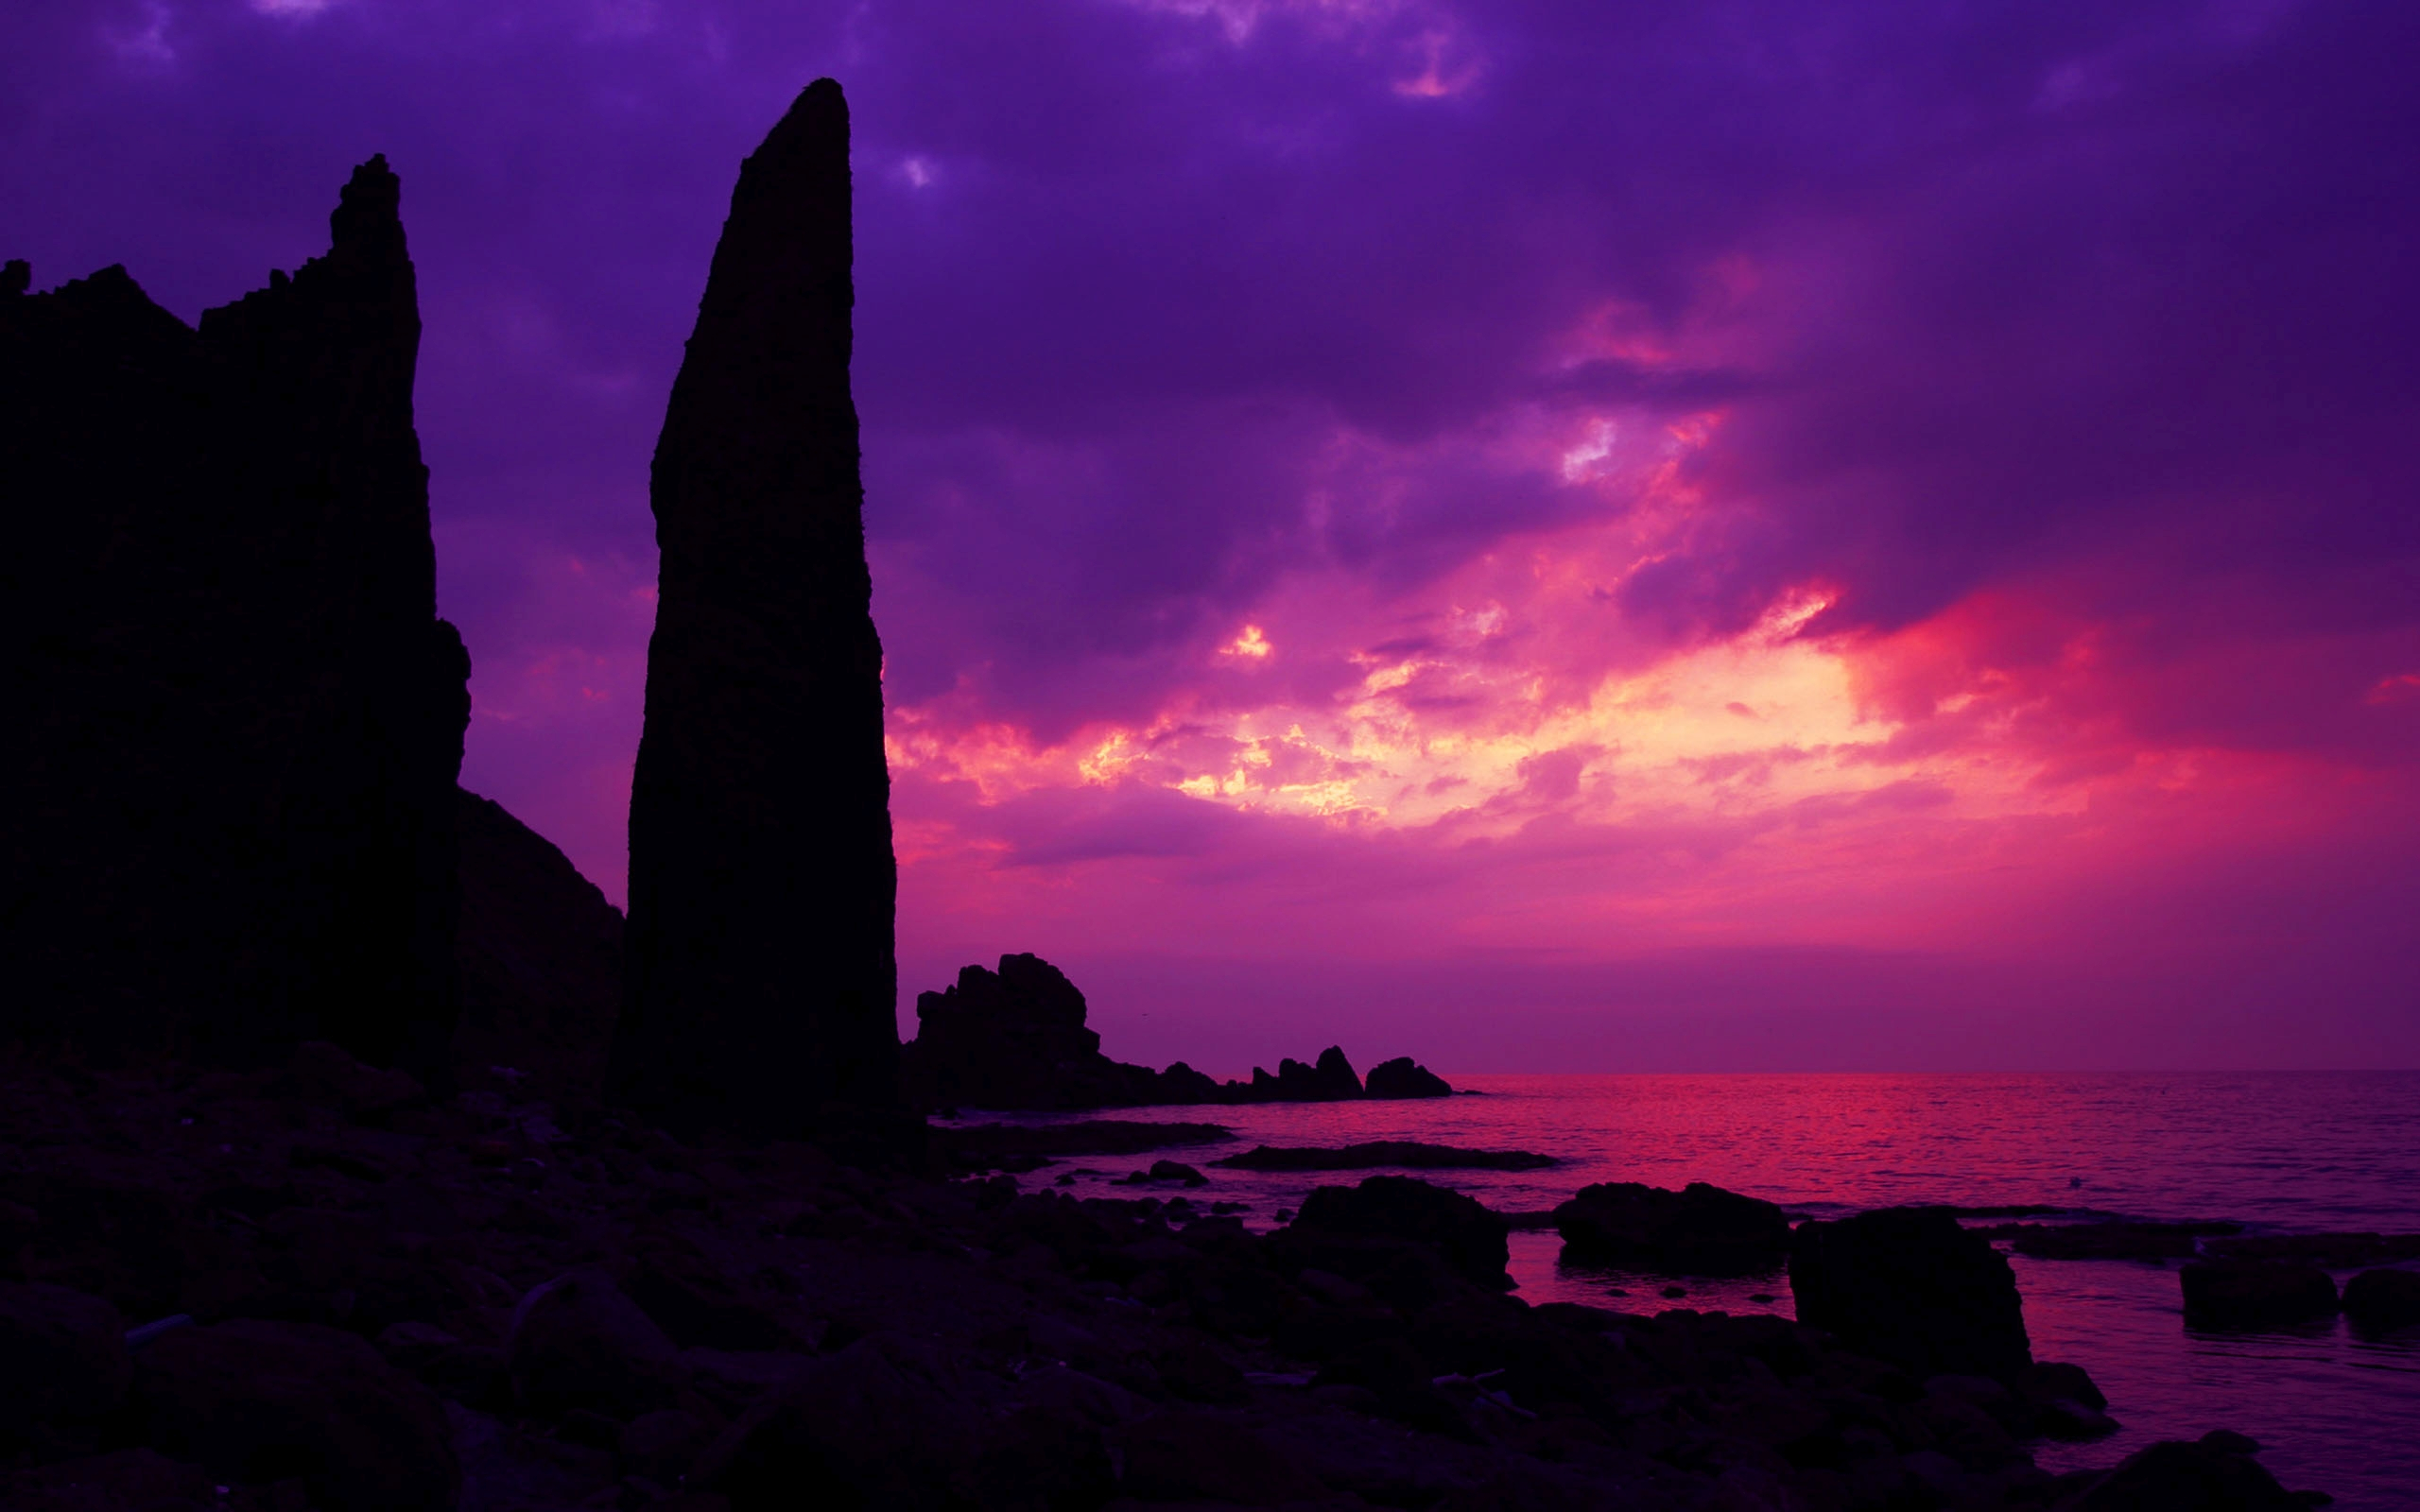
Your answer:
943;1072;2420;1508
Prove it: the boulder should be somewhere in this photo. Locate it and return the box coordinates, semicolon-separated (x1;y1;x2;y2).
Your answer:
2179;1260;2338;1328
504;1267;681;1416
611;77;902;1136
694;1337;986;1510
1279;1176;1513;1292
1219;1141;1551;1173
0;1280;130;1433
1364;1056;1454;1098
1554;1181;1790;1275
2341;1266;2420;1330
1789;1207;2031;1380
2067;1434;2301;1509
133;1317;458;1512
2;158;471;1082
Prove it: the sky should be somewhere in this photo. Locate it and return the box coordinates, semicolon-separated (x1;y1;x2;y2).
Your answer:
8;0;2416;1073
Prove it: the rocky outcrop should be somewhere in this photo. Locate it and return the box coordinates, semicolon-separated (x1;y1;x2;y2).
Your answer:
2179;1259;2339;1328
2;161;471;1083
612;79;902;1136
2342;1267;2420;1331
452;788;623;1107
1789;1206;2033;1380
1365;1057;1454;1098
1554;1180;1791;1276
1219;1143;1554;1173
1272;1176;1514;1293
903;952;1453;1109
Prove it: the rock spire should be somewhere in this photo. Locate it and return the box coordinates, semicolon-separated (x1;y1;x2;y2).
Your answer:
1;158;470;1077
609;79;901;1134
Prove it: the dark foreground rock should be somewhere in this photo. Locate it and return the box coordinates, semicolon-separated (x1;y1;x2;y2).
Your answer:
2179;1260;2340;1327
2;159;470;1084
1554;1180;1790;1276
135;1317;459;1512
1219;1142;1554;1173
0;1280;130;1435
934;1119;1233;1173
1790;1206;2033;1380
0;1055;2331;1512
612;77;901;1136
2342;1267;2420;1331
2056;1432;2304;1509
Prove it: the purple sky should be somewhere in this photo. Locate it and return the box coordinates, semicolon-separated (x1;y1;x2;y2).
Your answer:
10;0;2417;1072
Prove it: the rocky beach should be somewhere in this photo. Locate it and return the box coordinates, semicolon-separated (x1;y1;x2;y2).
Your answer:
3;72;2406;1512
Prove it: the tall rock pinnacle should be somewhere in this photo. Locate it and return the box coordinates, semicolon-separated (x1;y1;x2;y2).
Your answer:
1;157;471;1077
610;79;901;1134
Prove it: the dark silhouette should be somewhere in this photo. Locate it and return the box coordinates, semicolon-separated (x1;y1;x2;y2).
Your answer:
453;787;625;1106
1;160;469;1082
610;79;901;1136
902;952;1456;1109
1553;1180;1791;1275
1789;1205;2033;1380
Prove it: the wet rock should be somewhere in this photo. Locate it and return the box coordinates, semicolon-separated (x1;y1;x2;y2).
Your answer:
0;1280;130;1435
1364;1057;1454;1098
2339;1267;2420;1331
2;156;471;1082
1278;1177;1513;1292
1789;1207;2032;1380
2066;1434;2302;1509
1219;1142;1552;1173
134;1317;458;1512
2179;1261;2339;1328
1144;1160;1209;1187
504;1267;680;1416
1114;1413;1326;1504
1554;1181;1790;1276
612;77;901;1136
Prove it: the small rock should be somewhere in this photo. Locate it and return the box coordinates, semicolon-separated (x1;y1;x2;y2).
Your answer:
620;1408;717;1485
0;1449;219;1511
2180;1261;2339;1328
1147;1160;1209;1187
2071;1435;2302;1509
1115;1413;1325;1504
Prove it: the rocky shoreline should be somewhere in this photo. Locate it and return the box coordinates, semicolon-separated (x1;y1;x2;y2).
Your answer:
0;1048;2347;1511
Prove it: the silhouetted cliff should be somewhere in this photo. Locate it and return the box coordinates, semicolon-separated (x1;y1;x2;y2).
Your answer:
453;788;624;1108
0;159;469;1080
610;79;901;1135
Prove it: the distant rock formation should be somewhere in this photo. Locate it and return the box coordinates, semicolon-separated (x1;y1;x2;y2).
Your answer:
901;952;1454;1110
1;159;470;1081
453;788;625;1107
610;79;900;1136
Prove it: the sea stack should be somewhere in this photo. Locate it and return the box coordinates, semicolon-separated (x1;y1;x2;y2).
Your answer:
610;80;901;1135
0;160;470;1079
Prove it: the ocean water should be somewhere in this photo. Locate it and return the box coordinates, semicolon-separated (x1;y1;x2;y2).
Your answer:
949;1072;2420;1508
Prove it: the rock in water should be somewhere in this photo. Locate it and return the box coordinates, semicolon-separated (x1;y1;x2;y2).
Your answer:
1555;1180;1791;1276
612;79;900;1134
1789;1206;2032;1380
1;160;470;1081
